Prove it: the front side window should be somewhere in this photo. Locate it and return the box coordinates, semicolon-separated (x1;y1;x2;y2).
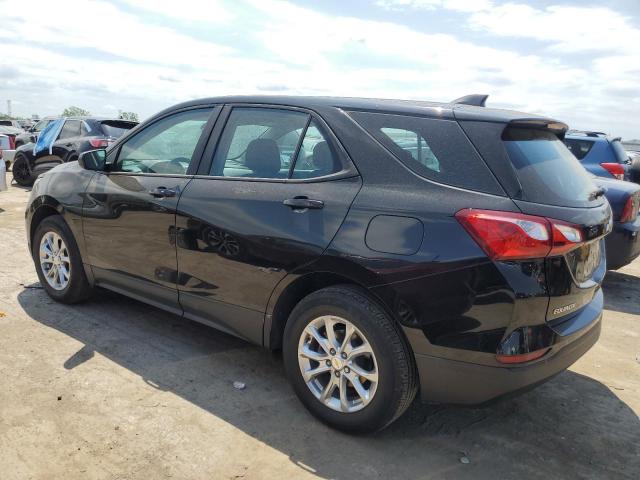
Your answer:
116;108;212;174
59;120;81;139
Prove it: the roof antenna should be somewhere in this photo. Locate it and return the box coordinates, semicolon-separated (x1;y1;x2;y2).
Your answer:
451;94;489;107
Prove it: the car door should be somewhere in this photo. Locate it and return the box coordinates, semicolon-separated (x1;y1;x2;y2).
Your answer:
82;106;219;314
175;105;362;344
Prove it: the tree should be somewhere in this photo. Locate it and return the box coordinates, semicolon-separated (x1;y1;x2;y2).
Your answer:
118;111;139;122
62;106;90;117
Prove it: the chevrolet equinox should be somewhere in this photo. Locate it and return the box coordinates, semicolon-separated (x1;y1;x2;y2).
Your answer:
26;95;610;432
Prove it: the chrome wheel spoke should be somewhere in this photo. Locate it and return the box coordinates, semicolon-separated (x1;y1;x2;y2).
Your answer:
349;363;378;383
319;376;337;403
324;317;339;350
303;363;331;382
305;324;331;355
340;323;355;352
349;375;369;403
346;342;373;360
300;344;328;362
338;373;349;412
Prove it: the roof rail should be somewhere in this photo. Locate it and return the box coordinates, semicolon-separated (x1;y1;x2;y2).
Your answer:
451;94;489;107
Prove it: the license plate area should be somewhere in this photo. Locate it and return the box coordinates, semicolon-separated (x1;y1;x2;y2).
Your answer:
565;240;601;284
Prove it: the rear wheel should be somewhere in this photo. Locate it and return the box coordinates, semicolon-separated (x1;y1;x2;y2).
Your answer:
32;216;93;303
283;285;418;433
12;154;33;186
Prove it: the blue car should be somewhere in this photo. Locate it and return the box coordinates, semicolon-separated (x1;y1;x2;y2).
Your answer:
592;175;640;269
564;131;630;180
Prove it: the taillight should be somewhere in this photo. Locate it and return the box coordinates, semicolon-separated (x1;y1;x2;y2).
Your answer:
620;193;640;223
455;209;584;260
601;162;625;180
8;135;15;150
496;348;549;364
89;138;110;148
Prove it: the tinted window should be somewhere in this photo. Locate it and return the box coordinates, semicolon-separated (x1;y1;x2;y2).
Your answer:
59;120;82;139
349;111;502;194
34;119;51;132
0;120;12;126
610;140;629;163
101;121;136;138
116;108;211;174
563;138;594;160
292;121;341;179
503;128;598;207
211;108;309;178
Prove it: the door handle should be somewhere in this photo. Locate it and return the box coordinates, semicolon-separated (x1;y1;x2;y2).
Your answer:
283;197;324;210
149;187;177;198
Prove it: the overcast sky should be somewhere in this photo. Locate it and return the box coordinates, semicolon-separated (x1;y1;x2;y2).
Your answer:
1;0;639;138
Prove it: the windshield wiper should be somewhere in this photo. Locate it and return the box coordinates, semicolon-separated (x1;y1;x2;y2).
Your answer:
588;187;606;200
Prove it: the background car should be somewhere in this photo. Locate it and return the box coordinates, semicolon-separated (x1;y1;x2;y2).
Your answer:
12;117;137;186
15;116;58;148
26;95;609;433
0;119;25;130
592;175;640;269
0;125;23;167
564;130;632;181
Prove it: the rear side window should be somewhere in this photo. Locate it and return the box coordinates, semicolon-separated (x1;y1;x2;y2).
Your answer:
348;111;503;194
563;138;594;160
503;128;598;207
59;120;82;139
100;121;136;139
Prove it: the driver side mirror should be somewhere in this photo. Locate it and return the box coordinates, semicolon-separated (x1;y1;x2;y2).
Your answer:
78;149;108;171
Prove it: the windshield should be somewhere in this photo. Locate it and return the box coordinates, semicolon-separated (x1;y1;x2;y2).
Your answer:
503;128;600;207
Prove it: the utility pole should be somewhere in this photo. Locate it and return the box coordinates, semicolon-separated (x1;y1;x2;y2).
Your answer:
7;100;12;117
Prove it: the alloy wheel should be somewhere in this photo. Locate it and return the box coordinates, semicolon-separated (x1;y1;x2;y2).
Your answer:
297;315;378;413
39;231;71;290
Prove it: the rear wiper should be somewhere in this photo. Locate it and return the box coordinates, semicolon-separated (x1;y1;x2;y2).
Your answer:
588;187;606;200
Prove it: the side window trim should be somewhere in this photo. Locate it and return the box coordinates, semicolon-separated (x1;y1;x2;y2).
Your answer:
197;103;356;182
108;105;220;177
288;115;312;178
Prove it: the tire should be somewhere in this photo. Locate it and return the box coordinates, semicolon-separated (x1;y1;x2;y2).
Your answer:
283;285;418;433
12;153;34;186
32;216;93;304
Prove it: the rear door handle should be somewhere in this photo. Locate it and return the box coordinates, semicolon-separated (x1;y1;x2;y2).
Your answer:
149;187;177;198
283;197;324;210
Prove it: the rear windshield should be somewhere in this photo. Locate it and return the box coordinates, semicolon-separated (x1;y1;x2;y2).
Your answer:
503;128;598;207
100;121;137;138
348;111;503;195
0;120;12;126
563;138;594;160
610;140;629;163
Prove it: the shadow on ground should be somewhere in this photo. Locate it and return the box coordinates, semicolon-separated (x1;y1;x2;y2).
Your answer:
17;285;640;480
602;271;640;316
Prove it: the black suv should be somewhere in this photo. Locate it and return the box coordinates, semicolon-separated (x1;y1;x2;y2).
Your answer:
13;117;137;186
26;96;610;432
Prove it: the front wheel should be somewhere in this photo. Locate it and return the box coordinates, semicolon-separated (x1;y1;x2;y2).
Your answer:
32;216;93;303
283;285;418;433
12;154;33;186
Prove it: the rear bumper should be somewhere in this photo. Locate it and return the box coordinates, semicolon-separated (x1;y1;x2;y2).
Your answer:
605;219;640;270
416;310;601;405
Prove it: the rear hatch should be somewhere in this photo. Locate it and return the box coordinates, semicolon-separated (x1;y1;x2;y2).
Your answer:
458;116;611;324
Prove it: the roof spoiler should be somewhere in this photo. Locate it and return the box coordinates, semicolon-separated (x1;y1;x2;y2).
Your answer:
509;119;569;136
451;94;489;107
